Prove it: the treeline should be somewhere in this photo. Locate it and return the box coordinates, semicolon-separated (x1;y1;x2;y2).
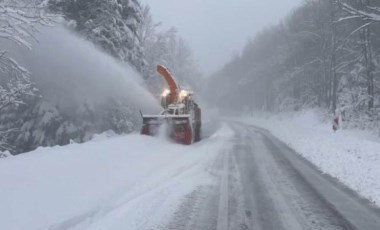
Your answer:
138;6;201;96
207;0;380;128
49;0;200;94
0;0;200;154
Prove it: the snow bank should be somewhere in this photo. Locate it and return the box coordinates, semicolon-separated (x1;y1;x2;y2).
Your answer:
0;126;233;230
0;151;12;159
240;110;380;206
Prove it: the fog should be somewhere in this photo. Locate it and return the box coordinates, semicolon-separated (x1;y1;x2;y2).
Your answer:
142;0;302;75
3;24;160;113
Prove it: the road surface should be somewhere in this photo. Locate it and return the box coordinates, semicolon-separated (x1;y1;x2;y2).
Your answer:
164;122;380;230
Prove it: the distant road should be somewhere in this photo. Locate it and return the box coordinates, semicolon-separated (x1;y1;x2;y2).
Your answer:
165;121;380;230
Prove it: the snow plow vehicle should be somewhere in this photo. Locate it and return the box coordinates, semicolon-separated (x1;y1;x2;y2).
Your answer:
141;65;201;145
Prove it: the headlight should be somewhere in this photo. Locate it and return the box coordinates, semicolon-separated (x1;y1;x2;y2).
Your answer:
179;90;188;99
162;89;170;97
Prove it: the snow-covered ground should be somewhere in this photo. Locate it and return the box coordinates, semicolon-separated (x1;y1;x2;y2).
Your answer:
0;125;233;230
239;110;380;207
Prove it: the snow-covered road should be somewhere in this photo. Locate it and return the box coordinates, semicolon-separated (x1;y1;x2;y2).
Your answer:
165;122;380;230
1;121;380;230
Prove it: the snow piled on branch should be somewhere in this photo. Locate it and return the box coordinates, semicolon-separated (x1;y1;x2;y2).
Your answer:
0;1;55;49
0;0;56;86
0;0;57;152
340;2;380;22
240;110;380;206
0;125;234;230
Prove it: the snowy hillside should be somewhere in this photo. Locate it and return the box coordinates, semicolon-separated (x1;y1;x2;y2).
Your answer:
0;126;233;230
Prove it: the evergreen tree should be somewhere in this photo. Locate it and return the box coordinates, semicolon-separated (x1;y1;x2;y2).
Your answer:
49;0;146;72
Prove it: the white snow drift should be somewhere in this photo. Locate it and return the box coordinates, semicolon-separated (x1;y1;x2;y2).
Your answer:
0;125;234;230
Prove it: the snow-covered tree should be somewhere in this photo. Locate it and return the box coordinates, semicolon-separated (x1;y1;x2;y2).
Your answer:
207;0;380;132
0;0;53;110
340;1;380;22
49;0;146;72
339;0;380;110
137;5;161;80
0;0;55;152
138;9;202;95
104;99;138;134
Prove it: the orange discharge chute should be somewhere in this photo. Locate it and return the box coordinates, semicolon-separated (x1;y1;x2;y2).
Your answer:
157;65;179;102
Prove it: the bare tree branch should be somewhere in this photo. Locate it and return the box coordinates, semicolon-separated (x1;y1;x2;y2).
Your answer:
340;2;380;22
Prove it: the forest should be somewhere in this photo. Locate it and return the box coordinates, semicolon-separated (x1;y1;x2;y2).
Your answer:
206;0;380;132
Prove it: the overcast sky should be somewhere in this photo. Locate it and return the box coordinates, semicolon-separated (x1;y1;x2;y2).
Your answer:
141;0;302;76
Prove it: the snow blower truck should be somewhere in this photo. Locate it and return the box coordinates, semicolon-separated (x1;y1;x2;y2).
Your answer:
140;65;201;145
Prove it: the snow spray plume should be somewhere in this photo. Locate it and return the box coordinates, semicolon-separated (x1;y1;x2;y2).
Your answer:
3;24;161;114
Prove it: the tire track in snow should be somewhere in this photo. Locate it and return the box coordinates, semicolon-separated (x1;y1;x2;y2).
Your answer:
216;150;230;230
